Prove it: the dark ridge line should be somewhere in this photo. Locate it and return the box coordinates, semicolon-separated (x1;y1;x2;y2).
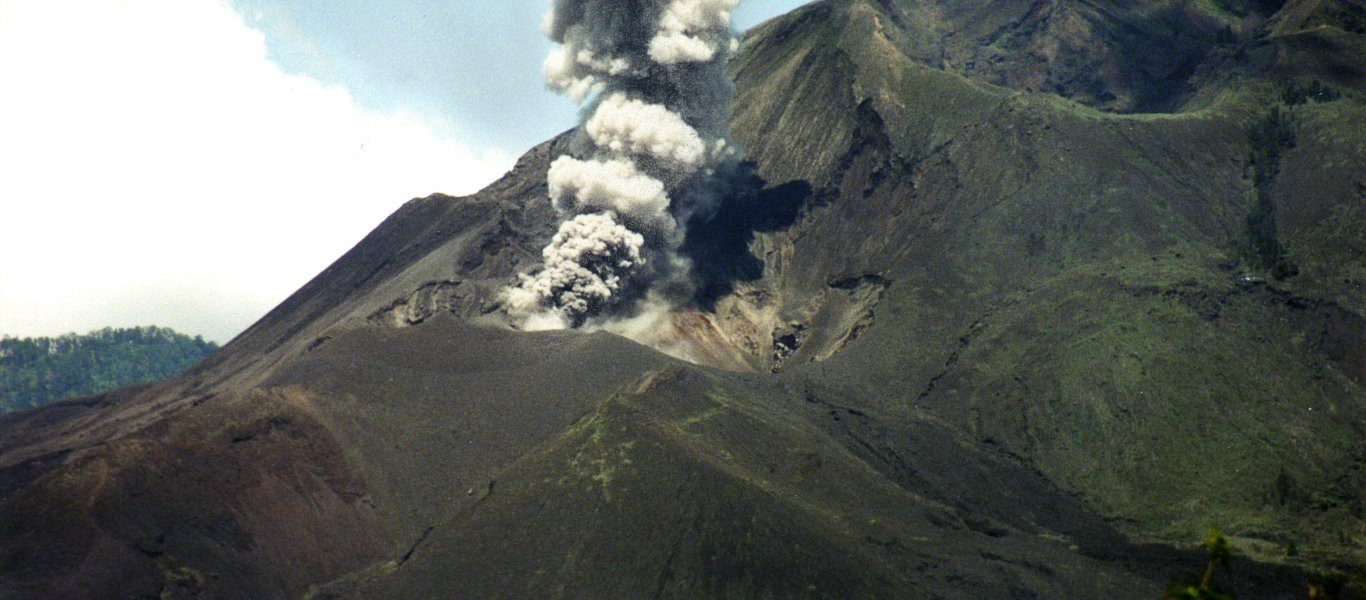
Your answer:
398;525;436;566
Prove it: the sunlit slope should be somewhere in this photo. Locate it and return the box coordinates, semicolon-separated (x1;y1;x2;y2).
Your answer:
726;0;1365;563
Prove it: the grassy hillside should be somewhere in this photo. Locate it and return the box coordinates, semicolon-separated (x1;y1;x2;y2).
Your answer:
722;0;1365;571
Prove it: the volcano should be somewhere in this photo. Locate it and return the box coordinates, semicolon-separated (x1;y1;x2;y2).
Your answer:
3;0;1365;597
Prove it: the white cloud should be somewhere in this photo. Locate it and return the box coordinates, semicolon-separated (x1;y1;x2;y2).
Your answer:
0;0;513;343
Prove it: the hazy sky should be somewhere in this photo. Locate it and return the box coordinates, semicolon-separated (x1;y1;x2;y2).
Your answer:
0;0;808;343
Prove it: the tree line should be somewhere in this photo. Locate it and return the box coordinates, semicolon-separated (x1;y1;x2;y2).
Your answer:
0;326;218;414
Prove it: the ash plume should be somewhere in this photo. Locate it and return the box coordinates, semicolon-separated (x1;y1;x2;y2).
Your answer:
507;0;741;329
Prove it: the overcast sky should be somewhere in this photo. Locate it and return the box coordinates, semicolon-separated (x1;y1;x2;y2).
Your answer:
0;0;808;343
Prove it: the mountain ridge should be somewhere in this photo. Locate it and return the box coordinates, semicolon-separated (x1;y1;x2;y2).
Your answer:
2;0;1363;597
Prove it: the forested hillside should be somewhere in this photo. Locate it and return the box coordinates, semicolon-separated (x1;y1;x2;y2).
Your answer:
0;327;217;413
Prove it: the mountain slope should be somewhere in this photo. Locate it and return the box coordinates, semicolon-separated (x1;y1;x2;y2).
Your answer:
722;0;1365;562
2;0;1363;597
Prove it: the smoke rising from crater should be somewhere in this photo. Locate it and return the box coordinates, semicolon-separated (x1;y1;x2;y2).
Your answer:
508;0;741;328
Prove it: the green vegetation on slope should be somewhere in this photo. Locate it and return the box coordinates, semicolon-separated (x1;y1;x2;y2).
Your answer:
725;0;1365;575
0;326;217;413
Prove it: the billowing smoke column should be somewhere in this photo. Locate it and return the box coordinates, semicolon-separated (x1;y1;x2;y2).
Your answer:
506;0;741;329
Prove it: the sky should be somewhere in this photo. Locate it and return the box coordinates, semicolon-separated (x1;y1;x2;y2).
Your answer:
0;0;809;344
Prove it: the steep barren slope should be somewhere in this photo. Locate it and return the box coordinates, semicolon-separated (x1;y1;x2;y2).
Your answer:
2;0;1364;597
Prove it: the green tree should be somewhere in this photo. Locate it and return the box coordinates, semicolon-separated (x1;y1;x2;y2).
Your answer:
1164;529;1233;600
0;326;218;413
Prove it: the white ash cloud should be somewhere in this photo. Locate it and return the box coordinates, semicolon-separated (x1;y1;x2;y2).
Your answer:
542;46;630;103
585;94;706;172
548;156;673;234
507;0;742;329
506;213;645;329
650;0;739;63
